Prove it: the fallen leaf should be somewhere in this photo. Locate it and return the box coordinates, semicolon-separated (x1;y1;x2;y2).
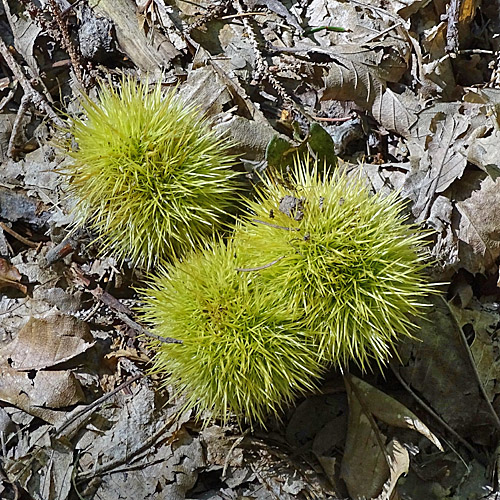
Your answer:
341;374;442;499
408;111;469;221
0;186;50;228
449;303;500;402
466;130;500;178
372;87;419;137
0;365;84;423
375;440;410;500
215;114;278;161
5;438;74;500
348;375;443;451
89;0;180;72
426;195;459;269
341;375;388;500
456;174;500;274
397;295;499;445
0;257;26;294
3;314;95;370
320;26;410;108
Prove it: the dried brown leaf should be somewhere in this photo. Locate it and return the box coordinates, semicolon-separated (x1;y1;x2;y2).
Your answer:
405;110;469;220
0;257;26;294
341;375;389;500
398;295;499;444
321;35;409;109
348;375;443;451
374;440;410;500
456;175;500;274
5;438;73;500
466;129;500;177
372;87;419;137
449;304;500;401
0;365;84;423
342;374;442;499
4;314;94;371
89;0;180;72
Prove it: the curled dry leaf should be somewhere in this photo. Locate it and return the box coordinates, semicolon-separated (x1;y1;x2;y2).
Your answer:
397;295;499;444
374;440;410;500
0;365;84;423
0;257;26;294
347;375;442;451
341;374;442;499
456;174;500;274
4;313;95;370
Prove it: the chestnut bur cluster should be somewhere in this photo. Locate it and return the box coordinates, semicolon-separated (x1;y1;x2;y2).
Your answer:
65;76;436;427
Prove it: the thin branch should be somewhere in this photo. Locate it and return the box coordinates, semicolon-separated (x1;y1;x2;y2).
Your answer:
7;94;29;158
11;374;144;486
0;82;17;112
390;363;482;461
0;36;65;128
54;374;143;437
252;219;299;231
70;263;182;345
76;413;178;481
47;0;85;86
236;256;284;272
0;221;38;248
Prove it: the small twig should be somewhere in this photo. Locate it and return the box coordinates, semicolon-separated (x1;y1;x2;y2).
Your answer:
7;94;29;158
0;36;65;128
42;231;84;266
70;263;182;345
11;373;143;487
47;0;84;85
390;363;482;461
61;0;85;16
54;374;143;437
82;300;101;322
221;12;267;19
222;430;249;479
76;414;178;481
0;221;38;248
252;218;299;231
312;116;354;123
457;49;496;55
0;82;17;112
236;256;284;272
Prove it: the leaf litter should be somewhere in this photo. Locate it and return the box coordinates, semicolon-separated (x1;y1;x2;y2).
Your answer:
1;0;500;498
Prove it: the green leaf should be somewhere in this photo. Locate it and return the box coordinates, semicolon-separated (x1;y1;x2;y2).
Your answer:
307;122;337;167
265;135;296;170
